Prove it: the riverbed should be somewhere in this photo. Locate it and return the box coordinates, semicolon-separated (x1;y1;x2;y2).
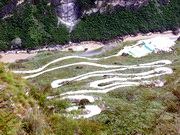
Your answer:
0;31;179;63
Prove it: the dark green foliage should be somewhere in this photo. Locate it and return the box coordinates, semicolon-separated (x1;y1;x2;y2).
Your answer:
0;0;10;9
34;3;69;45
0;0;179;50
0;2;68;50
71;0;180;42
49;115;107;135
76;0;96;11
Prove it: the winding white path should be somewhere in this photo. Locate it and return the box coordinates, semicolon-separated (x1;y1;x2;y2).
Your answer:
66;105;102;119
51;62;172;88
20;60;171;79
13;54;119;74
62;95;97;103
58;67;172;96
89;67;172;89
13;50;173;118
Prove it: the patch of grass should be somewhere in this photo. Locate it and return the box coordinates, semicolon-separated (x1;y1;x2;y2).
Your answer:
0;63;51;134
121;40;139;47
49;114;107;135
7;40;180;134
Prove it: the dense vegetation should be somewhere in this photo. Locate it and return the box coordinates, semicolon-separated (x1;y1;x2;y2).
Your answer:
0;2;69;50
0;0;179;50
71;0;180;41
4;40;180;134
0;62;107;134
0;0;10;9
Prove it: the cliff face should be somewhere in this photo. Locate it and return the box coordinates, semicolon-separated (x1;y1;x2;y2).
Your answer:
52;0;81;31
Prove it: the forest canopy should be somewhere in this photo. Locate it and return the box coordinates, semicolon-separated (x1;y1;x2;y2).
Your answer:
0;0;179;50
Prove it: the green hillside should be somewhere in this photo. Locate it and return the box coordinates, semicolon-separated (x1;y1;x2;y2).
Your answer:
0;0;179;50
4;40;180;135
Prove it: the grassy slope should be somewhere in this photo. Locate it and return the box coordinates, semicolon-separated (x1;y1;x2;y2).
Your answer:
0;63;52;134
9;40;180;135
0;63;107;134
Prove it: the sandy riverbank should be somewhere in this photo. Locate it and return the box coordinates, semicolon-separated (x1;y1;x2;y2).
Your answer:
0;31;179;63
124;32;178;41
0;53;37;63
0;42;104;63
61;42;103;51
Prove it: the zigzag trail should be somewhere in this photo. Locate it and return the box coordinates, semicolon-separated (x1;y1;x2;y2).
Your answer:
13;54;119;74
13;54;173;118
17;59;171;79
50;60;171;88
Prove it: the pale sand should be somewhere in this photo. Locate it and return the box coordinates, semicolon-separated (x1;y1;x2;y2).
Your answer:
124;32;178;41
0;53;37;63
61;43;103;51
0;32;178;63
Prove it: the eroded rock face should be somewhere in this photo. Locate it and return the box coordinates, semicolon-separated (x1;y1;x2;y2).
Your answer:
89;0;170;14
51;0;81;31
96;0;150;9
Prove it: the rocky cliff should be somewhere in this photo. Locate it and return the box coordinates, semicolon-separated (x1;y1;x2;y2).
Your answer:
52;0;81;31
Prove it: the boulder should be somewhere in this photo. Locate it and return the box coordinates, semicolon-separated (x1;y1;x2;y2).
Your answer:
177;36;180;41
172;29;179;35
79;99;90;106
11;37;22;49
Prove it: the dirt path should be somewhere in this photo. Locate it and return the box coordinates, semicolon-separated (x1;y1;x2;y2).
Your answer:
124;32;178;41
61;43;103;51
0;53;37;63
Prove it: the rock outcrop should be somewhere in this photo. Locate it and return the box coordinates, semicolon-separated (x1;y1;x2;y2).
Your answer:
51;0;81;31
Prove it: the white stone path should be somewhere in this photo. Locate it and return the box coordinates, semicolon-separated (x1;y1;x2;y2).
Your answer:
13;55;119;74
13;54;173;118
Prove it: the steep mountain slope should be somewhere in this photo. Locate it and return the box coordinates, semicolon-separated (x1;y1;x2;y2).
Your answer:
6;40;180;134
0;62;107;134
0;63;51;134
0;0;179;50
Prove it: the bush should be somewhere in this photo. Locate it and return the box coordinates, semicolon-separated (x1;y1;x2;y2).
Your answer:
49;114;107;135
